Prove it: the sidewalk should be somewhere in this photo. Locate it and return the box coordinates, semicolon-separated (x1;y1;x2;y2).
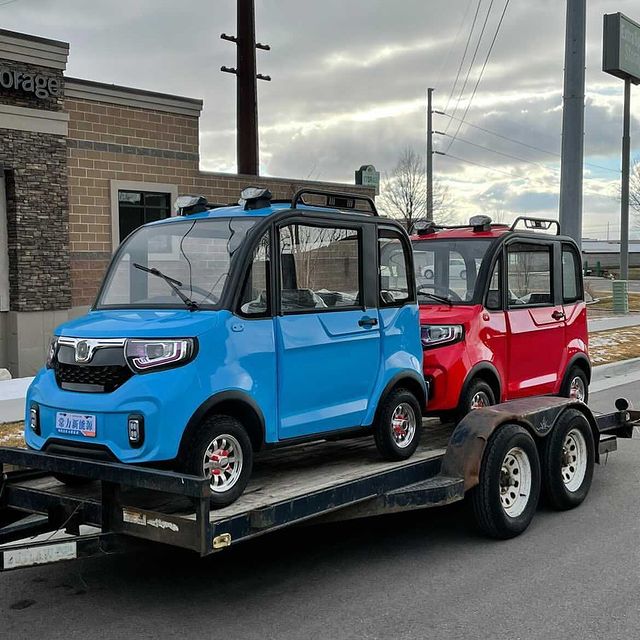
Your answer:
588;314;640;333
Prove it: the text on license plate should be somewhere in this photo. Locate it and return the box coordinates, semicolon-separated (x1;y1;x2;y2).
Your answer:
55;412;96;437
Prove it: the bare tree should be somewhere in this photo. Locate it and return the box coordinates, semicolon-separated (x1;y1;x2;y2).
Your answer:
379;147;453;230
631;157;640;216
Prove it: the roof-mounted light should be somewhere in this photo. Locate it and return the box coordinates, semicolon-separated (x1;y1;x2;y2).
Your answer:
469;215;492;231
239;187;272;211
175;195;210;216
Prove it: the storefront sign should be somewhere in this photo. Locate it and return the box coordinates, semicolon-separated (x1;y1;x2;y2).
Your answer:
0;66;61;99
355;164;380;195
603;12;640;85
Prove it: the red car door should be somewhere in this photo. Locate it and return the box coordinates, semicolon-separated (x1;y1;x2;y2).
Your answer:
505;240;566;398
561;242;588;381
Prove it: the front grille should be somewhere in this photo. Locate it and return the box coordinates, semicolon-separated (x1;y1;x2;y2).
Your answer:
54;362;132;393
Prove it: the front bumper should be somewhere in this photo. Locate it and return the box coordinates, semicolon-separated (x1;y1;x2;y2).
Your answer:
25;364;207;463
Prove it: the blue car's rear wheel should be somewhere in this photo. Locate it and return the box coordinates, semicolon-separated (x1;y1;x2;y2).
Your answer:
373;388;422;460
181;415;253;508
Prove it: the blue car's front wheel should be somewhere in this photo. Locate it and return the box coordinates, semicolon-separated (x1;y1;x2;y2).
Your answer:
180;415;254;508
373;388;422;460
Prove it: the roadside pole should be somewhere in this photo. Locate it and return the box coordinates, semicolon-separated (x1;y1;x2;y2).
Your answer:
559;0;586;250
621;77;631;281
426;87;434;221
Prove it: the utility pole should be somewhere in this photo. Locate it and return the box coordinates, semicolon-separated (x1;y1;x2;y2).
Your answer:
620;78;631;279
426;87;434;221
221;0;271;176
559;0;586;248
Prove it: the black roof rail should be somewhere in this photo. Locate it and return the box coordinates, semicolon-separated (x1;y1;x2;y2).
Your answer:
510;216;560;235
292;189;378;216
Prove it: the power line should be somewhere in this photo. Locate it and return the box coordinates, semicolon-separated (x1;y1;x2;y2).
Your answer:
436;130;561;175
443;0;484;114
446;0;496;134
435;150;516;178
435;0;474;91
447;0;510;148
438;111;621;174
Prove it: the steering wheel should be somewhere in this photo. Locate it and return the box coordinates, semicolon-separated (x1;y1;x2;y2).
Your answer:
417;284;463;303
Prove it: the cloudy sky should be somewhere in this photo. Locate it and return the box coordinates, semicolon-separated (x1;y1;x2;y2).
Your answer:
2;0;640;238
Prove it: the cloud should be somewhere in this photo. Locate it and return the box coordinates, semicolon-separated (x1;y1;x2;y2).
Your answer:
2;0;640;237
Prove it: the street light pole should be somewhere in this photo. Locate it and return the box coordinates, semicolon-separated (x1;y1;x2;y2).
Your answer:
621;77;631;280
559;0;586;248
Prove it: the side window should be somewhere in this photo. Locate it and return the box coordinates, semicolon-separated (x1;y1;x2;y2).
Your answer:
379;229;413;306
507;243;552;307
562;245;581;303
279;223;361;313
486;258;502;311
239;231;270;316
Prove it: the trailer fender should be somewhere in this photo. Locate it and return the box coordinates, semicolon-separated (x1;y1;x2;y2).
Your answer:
439;396;599;491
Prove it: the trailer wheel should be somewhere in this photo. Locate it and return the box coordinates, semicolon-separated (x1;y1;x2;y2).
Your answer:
541;409;594;510
470;424;541;539
374;388;422;460
180;415;253;508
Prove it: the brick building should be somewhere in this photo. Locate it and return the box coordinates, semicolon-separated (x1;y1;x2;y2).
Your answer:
0;29;374;376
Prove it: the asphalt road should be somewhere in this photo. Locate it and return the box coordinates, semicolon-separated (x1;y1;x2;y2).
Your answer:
2;382;640;640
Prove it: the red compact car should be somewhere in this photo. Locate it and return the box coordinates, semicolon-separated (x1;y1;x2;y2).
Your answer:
410;215;590;422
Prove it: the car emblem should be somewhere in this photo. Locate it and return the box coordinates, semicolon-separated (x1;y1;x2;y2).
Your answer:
75;340;92;363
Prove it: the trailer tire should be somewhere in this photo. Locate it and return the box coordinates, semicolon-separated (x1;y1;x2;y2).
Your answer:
180;414;253;508
374;388;422;460
541;409;594;510
469;424;540;539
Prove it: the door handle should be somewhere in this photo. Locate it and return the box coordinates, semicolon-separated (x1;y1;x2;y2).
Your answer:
358;316;378;328
551;310;565;321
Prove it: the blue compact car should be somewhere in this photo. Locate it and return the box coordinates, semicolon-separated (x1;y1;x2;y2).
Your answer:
26;188;426;506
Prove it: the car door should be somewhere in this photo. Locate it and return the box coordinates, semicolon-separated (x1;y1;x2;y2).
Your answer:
560;242;588;375
275;219;381;439
505;240;566;397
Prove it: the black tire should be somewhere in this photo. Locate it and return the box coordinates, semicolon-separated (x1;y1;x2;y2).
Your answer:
541;408;595;510
424;268;434;279
180;415;253;508
52;473;92;486
560;366;589;404
373;388;422;461
455;378;496;423
469;424;541;539
460;269;467;279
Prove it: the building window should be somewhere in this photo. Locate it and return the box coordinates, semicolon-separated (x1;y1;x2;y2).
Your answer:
118;190;171;243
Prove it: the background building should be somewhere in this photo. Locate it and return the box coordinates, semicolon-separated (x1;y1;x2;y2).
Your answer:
0;28;373;376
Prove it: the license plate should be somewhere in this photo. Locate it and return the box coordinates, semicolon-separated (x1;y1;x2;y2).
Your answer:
55;412;96;438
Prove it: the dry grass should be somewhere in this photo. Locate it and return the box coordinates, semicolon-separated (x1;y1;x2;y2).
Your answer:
587;292;640;312
0;421;25;448
589;326;640;365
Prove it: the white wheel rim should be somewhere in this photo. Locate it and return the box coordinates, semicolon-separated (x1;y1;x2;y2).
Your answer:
391;403;417;449
499;446;532;518
470;391;490;410
561;428;588;492
202;434;243;493
569;376;586;402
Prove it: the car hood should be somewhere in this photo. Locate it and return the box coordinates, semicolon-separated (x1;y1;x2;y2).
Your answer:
56;309;220;339
419;304;482;326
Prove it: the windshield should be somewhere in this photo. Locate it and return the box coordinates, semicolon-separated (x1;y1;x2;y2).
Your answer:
97;217;257;309
412;238;494;305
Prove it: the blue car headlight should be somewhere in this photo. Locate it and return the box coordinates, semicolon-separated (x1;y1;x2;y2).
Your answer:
125;338;197;373
421;325;464;349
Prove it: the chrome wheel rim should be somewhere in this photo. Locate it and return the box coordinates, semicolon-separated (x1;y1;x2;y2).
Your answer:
561;428;588;492
569;376;586;402
499;447;532;518
202;434;243;493
391;403;416;449
470;391;491;410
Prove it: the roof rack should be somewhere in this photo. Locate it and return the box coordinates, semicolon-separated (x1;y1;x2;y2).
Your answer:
292;189;378;216
510;216;560;235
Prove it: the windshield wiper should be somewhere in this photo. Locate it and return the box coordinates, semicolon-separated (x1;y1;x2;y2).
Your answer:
133;263;199;311
416;287;453;306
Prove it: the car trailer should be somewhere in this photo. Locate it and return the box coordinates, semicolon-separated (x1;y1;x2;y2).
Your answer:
0;397;637;572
